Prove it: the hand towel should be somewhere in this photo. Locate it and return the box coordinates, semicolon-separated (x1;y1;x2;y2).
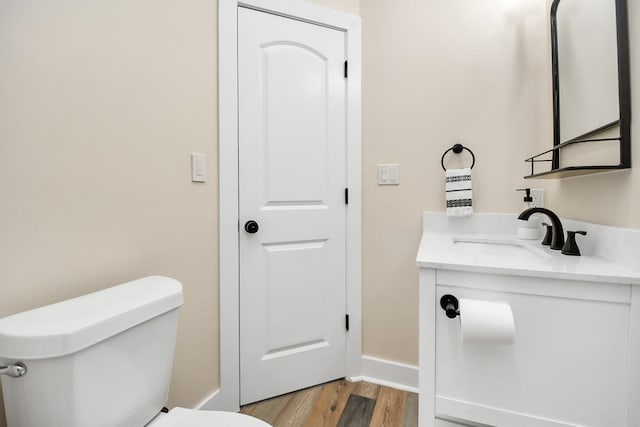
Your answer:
445;167;473;217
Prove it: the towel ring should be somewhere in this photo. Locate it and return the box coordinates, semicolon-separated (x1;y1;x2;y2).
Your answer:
441;144;475;171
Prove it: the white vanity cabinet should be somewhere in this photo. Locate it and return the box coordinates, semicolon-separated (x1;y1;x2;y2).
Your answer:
419;269;640;427
416;213;640;427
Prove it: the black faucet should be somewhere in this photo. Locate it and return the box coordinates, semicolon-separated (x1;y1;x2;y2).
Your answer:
518;207;565;250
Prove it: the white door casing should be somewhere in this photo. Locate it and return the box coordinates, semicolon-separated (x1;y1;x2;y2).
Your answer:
218;0;361;411
238;6;347;404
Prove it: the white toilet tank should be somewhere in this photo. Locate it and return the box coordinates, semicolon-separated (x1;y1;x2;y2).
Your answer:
0;276;184;427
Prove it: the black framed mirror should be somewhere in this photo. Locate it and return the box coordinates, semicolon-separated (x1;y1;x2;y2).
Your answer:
525;0;631;178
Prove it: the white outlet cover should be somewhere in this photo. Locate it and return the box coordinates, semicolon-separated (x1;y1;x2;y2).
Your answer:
531;188;544;208
378;164;400;185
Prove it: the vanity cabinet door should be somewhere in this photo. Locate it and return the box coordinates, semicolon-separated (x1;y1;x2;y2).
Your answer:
434;271;631;427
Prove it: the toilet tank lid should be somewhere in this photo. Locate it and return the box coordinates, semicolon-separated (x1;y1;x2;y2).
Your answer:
0;276;184;360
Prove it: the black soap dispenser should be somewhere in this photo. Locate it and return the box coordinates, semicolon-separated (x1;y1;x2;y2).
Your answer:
516;189;539;240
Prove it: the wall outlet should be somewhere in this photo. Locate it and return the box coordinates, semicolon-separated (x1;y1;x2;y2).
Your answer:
378;164;400;185
530;188;544;208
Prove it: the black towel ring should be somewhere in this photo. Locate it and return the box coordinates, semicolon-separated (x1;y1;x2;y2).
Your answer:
441;143;475;171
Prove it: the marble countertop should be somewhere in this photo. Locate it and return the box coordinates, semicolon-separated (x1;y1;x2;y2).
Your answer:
416;213;640;285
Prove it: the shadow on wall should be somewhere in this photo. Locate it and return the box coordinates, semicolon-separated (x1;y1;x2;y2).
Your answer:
555;170;634;225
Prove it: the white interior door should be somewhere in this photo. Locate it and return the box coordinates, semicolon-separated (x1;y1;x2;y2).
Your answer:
238;7;348;405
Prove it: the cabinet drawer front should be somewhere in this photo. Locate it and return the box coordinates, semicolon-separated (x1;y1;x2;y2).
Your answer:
436;269;631;304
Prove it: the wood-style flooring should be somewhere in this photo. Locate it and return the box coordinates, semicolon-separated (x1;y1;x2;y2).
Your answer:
240;379;418;427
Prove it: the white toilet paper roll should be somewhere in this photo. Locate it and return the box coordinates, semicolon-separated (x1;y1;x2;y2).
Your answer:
459;298;515;345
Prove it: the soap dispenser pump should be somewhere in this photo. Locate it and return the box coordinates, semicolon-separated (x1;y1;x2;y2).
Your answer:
516;188;540;240
517;188;534;208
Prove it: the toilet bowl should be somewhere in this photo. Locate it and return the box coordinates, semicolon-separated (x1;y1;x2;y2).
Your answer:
0;276;271;427
147;408;269;427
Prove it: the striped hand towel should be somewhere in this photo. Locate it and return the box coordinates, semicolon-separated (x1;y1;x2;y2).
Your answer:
445;167;473;217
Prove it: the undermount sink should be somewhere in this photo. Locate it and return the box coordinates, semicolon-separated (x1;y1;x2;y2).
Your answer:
452;237;552;259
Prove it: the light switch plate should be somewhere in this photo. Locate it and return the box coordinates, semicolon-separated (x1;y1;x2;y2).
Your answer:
191;153;206;182
378;164;400;185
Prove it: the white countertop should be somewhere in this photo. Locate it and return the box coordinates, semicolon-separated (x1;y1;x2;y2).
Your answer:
416;213;640;285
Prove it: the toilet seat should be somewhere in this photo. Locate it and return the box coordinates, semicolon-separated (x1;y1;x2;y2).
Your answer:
147;407;271;427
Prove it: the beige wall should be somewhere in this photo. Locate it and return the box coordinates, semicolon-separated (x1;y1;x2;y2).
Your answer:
0;0;352;425
0;0;219;423
360;0;553;365
1;0;638;423
359;0;639;366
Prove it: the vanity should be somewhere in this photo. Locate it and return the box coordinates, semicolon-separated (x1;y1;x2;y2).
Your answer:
416;213;640;427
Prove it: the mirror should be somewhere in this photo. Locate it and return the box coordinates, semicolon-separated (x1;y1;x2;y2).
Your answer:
555;0;619;142
526;0;632;178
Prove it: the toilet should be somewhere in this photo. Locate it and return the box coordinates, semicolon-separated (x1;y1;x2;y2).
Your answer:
0;276;270;427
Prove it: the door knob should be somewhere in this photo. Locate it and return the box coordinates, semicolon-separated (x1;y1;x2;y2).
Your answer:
244;220;259;234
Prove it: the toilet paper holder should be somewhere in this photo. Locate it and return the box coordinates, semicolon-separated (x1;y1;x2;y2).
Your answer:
440;294;460;319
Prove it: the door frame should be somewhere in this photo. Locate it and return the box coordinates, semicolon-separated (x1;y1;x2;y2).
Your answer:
218;0;362;411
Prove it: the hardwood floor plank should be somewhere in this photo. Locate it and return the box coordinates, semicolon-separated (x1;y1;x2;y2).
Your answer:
241;392;293;424
240;380;417;427
369;386;407;427
336;394;376;427
302;379;357;427
403;392;419;427
272;384;324;427
352;381;380;400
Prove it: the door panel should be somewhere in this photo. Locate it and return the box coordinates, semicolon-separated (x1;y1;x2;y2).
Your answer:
238;7;347;405
263;240;328;353
262;44;329;204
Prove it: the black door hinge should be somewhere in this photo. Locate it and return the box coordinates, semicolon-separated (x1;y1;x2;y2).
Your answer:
345;314;350;331
344;60;348;78
344;188;349;205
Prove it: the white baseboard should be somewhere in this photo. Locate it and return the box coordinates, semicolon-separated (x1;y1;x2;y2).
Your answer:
195;355;418;411
349;355;419;393
194;388;222;410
